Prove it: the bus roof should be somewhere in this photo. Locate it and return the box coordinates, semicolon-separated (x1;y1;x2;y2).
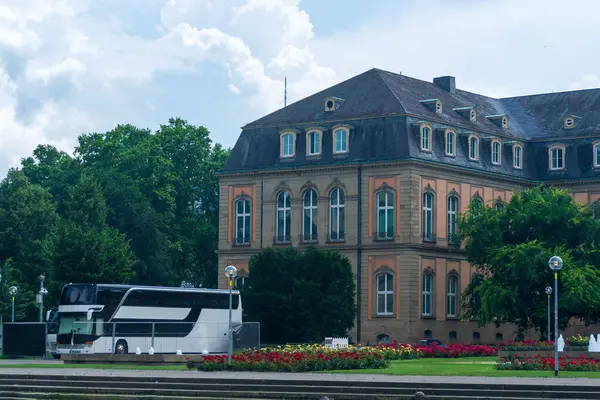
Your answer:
61;283;240;294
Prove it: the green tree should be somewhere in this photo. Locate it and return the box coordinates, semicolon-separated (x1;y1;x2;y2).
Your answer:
458;186;600;338
48;171;136;303
243;247;357;344
0;170;58;320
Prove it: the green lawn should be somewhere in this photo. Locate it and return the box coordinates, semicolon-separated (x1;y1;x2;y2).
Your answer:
2;357;600;378
328;357;600;378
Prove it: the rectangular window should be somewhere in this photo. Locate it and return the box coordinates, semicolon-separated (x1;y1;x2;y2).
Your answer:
421;127;430;151
447;276;458;317
469;137;478;160
376;273;394;316
422;275;432;316
492;141;500;164
334;129;348;153
551;148;564;170
307;132;321;155
281;134;294;157
595;145;600;167
446;132;454;155
514;146;522;169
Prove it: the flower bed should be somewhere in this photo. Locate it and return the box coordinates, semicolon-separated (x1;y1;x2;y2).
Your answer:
496;355;600;371
414;343;498;358
567;335;590;347
499;340;554;351
195;344;421;372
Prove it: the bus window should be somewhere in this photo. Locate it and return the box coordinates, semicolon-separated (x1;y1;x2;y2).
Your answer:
95;318;104;336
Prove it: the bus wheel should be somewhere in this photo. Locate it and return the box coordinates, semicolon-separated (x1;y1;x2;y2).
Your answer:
115;340;128;355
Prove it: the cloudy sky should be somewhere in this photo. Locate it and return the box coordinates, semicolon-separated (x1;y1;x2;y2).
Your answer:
0;0;599;174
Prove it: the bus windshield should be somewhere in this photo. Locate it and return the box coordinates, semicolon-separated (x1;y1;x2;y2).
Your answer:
58;314;94;335
60;285;96;305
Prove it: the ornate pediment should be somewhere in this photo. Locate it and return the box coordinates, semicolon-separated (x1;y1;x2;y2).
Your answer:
273;181;292;198
326;177;347;195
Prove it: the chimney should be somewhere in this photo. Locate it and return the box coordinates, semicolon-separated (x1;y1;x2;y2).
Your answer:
433;76;456;94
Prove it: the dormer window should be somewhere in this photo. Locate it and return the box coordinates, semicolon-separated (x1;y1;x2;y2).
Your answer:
491;139;502;165
594;141;600;168
563;115;581;129
333;126;349;154
485;114;508;129
453;106;476;121
324;96;345;112
420;124;432;152
468;134;479;161
306;129;322;156
280;131;296;158
513;144;523;169
419;99;442;114
549;145;565;170
445;129;456;156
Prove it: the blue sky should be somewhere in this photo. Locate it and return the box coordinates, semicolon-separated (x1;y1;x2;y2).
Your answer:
0;0;598;174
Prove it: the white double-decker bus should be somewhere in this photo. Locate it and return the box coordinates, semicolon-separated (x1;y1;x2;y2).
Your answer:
55;283;242;355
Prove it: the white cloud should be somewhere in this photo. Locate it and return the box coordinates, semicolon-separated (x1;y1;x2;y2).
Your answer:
0;0;598;178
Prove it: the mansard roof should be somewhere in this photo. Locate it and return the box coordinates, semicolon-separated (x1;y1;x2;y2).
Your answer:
223;68;600;181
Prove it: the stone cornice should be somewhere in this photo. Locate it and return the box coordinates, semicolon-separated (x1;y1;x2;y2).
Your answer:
219;158;534;186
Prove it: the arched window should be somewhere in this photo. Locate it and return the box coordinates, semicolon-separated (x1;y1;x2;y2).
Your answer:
275;191;291;243
447;196;458;238
495;202;505;212
491;140;501;165
280;133;295;157
422;274;433;317
513;144;523;169
302;189;318;242
496;333;504;341
235;197;251;245
471;196;483;209
446;274;459;317
377;334;391;344
329;188;345;241
472;331;481;341
376;272;394;316
445;130;456;156
424;330;433;339
420;125;431;151
449;331;457;341
376;191;394;240
469;135;479;161
423;192;434;241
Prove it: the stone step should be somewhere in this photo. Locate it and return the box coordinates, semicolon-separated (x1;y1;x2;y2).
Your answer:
2;377;598;397
0;384;593;400
0;374;594;393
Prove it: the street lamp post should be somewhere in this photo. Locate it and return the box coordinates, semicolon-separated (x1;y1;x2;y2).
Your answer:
38;274;48;322
545;286;553;341
548;256;563;377
9;286;17;323
224;265;238;367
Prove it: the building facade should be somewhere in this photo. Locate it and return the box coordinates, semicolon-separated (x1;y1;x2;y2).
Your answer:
217;69;600;345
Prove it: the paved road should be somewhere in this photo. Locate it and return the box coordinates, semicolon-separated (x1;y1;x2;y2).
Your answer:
0;366;599;387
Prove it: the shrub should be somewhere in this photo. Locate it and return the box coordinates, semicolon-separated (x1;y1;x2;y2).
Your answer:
195;344;412;372
499;340;554;351
567;335;590;347
414;343;498;358
496;355;600;371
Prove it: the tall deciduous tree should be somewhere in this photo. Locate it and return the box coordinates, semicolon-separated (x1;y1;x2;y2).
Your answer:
0;170;58;320
458;186;600;338
243;247;357;344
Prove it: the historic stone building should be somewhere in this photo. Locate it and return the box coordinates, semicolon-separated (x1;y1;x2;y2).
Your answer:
216;68;600;345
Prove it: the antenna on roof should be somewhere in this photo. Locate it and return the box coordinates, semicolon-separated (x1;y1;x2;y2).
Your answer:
284;77;287;107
